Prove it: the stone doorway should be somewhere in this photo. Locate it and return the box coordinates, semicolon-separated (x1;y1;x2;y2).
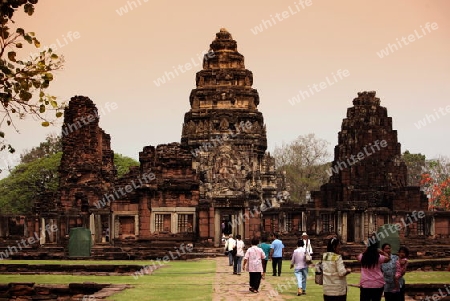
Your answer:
215;209;244;246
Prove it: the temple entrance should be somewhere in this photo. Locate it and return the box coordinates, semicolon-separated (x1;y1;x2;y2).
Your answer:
215;209;244;247
347;213;355;242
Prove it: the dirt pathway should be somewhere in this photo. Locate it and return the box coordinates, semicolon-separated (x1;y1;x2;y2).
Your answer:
212;257;284;301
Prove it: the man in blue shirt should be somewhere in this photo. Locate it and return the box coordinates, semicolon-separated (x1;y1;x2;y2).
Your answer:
269;233;285;276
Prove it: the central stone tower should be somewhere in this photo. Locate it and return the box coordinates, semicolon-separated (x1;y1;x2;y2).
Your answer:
181;29;284;243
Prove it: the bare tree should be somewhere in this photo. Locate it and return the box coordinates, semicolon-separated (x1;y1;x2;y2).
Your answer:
273;133;331;203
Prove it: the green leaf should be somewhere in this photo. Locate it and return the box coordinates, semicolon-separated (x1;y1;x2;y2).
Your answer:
39;105;45;113
33;39;40;48
56;112;63;118
39;91;45;98
16;43;23;48
50;100;58;108
7;52;16;62
24;35;32;44
44;73;53;81
16;28;25;36
0;132;4;138
41;121;50;127
50;54;58;60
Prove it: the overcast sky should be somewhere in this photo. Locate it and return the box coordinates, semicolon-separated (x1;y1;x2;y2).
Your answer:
3;0;449;173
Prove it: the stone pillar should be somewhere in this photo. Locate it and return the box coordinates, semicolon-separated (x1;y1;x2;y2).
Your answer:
361;212;367;241
342;212;348;243
40;218;46;245
172;213;177;234
135;215;139;237
244;208;250;240
316;212;321;235
430;216;435;236
209;207;215;240
89;214;95;245
301;212;307;232
214;209;221;247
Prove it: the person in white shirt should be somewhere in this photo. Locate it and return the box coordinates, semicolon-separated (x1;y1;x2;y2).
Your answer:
233;234;245;275
224;234;236;266
302;232;313;255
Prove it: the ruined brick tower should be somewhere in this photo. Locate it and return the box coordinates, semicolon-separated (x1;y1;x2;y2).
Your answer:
57;96;116;241
312;91;428;242
179;28;285;245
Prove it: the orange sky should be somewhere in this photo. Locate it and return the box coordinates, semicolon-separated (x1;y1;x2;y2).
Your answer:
3;0;450;171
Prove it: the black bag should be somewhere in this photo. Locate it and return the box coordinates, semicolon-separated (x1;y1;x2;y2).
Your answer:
231;246;237;256
315;261;323;285
224;250;229;256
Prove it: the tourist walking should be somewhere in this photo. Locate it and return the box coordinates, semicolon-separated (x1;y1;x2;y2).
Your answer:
269;233;285;276
290;239;308;296
257;235;271;279
302;232;313;256
357;235;391;301
393;246;409;301
233;234;245;275
243;238;266;293
322;237;351;301
224;234;236;266
381;243;399;301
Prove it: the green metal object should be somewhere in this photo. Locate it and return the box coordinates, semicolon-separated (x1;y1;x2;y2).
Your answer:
376;224;400;255
68;227;92;257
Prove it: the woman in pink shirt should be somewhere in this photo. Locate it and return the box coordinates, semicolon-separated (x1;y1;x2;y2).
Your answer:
243;238;266;293
357;236;391;301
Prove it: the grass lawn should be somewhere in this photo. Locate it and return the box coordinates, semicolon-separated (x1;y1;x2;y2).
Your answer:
0;259;215;301
0;259;447;300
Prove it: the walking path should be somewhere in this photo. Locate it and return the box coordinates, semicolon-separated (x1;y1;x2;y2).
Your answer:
212;257;284;301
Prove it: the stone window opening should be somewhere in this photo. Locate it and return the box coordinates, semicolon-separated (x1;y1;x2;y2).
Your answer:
284;213;293;232
321;214;332;233
178;214;193;233
155;214;171;232
417;218;425;236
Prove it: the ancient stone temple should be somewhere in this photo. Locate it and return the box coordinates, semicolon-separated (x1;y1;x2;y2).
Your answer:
311;91;430;243
31;29;287;253
7;32;449;260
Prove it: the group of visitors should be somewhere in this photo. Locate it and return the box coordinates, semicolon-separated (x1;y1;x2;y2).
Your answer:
224;232;409;300
322;234;409;301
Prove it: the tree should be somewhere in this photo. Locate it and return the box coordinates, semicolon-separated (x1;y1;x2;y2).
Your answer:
0;150;139;214
273;133;331;203
402;150;426;186
114;153;140;178
420;156;450;210
20;132;61;163
0;0;65;154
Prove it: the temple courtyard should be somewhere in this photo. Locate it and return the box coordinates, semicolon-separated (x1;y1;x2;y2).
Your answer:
0;256;448;300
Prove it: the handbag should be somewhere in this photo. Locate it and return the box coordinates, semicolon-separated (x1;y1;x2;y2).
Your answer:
315;260;323;285
224;251;229;256
306;252;312;264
